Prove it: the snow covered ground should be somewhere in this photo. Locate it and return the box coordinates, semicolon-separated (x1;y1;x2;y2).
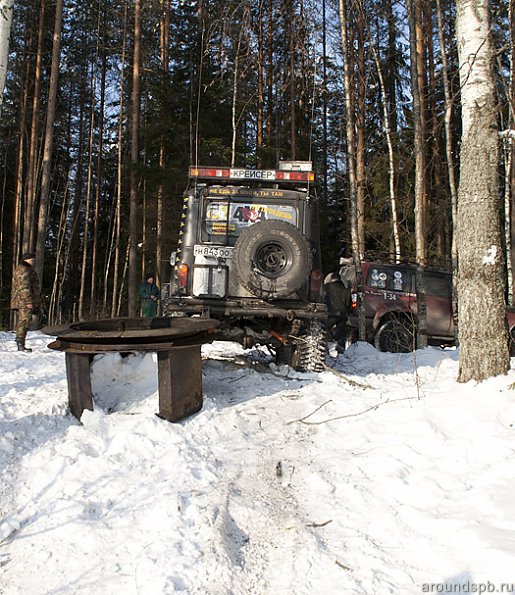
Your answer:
1;330;515;595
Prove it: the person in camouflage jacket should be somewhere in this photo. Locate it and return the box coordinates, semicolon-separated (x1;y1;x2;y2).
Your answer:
10;252;41;352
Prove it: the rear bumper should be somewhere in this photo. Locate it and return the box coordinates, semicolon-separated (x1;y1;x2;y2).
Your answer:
163;296;328;321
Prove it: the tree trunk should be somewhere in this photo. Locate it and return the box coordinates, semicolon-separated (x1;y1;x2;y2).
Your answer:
0;0;14;113
288;1;296;159
370;40;401;262
24;0;45;254
63;76;85;321
231;25;243;168
156;0;169;289
34;0;63;284
456;0;509;381
11;34;31;296
356;3;366;256
112;0;127;317
320;0;328;255
89;13;107;318
128;0;142;317
78;42;99;320
339;0;365;341
265;0;273;150
385;0;397;134
436;0;459;322
256;0;264;166
408;0;428;348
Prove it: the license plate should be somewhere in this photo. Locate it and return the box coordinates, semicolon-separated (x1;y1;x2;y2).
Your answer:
194;245;233;259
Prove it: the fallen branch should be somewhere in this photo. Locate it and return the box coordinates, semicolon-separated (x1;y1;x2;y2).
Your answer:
291;395;420;426
335;560;353;572
306;519;333;528
286;399;332;425
323;363;376;390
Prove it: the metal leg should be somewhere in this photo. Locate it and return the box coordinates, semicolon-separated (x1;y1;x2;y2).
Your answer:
65;352;94;421
157;345;203;422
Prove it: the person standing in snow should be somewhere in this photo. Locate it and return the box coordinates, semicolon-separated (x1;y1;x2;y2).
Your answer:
139;273;160;317
324;256;356;351
10;252;41;352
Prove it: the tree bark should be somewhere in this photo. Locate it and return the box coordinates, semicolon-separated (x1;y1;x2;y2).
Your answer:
288;1;296;159
24;0;45;254
370;39;401;262
507;0;515;306
35;0;63;284
156;0;169;290
112;0;127;317
356;3;366;256
89;14;107;318
128;0;142;317
408;0;428;347
11;31;31;295
339;0;365;341
231;23;244;168
256;0;264;166
0;0;14;113
436;0;459;322
456;0;510;381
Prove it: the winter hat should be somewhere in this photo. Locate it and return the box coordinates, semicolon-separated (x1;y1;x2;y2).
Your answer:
22;252;36;261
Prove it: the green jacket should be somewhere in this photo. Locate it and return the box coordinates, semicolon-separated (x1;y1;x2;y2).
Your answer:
139;281;160;317
11;261;41;310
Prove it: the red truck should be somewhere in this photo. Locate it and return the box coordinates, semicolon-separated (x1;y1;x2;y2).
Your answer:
340;261;515;353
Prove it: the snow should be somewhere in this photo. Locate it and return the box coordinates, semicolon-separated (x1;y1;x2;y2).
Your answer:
1;331;515;594
482;245;497;266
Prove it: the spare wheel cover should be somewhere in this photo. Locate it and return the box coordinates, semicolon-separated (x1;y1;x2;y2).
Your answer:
233;220;312;298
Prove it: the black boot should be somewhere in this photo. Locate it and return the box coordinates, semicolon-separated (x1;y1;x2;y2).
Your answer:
16;340;32;352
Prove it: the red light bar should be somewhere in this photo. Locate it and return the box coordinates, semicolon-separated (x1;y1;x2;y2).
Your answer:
189;166;315;183
275;171;315;182
190;167;231;179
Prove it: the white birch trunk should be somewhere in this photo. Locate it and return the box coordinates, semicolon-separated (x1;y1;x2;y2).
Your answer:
0;0;13;113
456;0;510;381
370;42;401;263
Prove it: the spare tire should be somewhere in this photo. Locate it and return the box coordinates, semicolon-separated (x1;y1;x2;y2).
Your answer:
233;220;312;299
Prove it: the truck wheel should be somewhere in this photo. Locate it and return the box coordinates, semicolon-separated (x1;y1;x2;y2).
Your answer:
374;318;415;353
291;320;328;372
233;220;312;299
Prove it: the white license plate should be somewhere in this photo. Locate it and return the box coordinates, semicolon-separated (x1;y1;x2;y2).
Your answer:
194;245;233;259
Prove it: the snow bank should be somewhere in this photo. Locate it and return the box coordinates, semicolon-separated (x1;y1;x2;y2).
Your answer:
1;331;515;594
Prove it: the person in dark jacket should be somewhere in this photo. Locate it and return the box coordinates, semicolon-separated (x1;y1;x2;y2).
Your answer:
10;252;41;352
324;257;355;352
139;274;160;317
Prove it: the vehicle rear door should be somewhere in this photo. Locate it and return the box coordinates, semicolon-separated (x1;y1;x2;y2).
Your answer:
365;264;414;321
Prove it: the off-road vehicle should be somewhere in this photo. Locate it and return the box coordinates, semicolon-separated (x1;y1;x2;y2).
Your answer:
344;260;515;353
345;261;455;352
162;162;328;371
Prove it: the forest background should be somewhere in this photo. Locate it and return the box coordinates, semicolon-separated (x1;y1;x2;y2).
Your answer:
0;0;513;327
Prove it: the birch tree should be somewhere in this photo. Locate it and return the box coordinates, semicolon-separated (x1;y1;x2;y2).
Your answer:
456;0;510;381
339;0;365;341
0;0;13;114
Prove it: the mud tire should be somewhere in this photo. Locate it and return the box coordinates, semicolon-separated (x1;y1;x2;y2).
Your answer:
374;318;416;353
290;320;328;372
233;220;312;299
